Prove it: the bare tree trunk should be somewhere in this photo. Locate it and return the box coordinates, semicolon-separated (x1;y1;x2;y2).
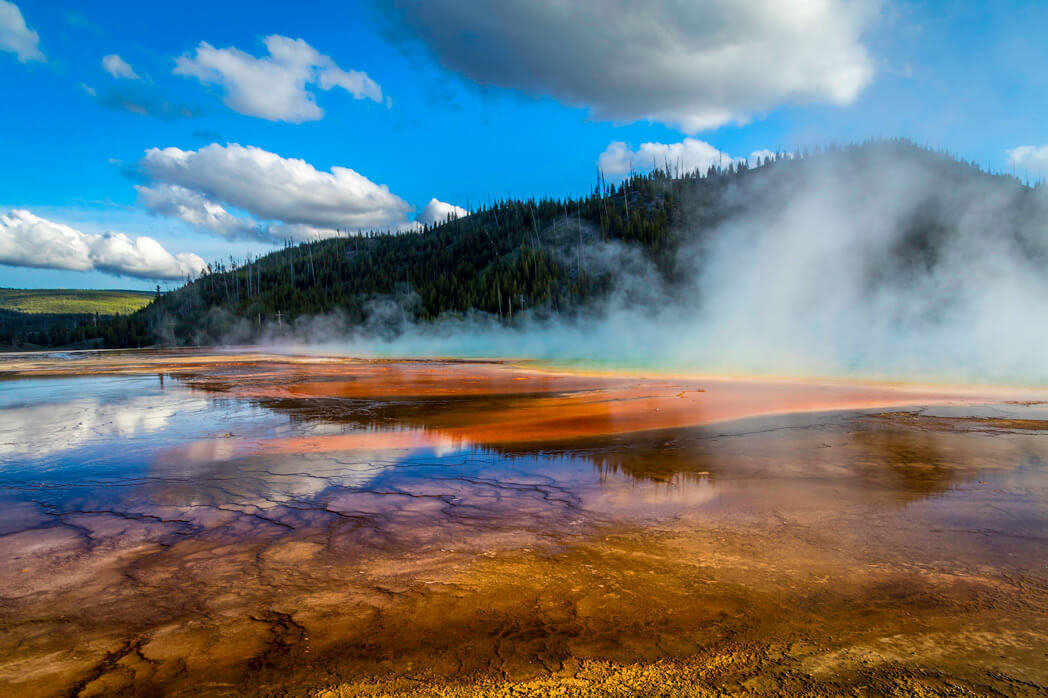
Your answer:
577;203;583;278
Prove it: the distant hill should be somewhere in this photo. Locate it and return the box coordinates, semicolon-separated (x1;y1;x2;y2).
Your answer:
0;289;156;350
0;288;154;315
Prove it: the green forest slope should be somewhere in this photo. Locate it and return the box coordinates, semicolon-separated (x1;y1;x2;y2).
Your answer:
0;288;154;314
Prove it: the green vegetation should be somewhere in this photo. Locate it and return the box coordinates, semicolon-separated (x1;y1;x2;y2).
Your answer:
0;288;154;315
0;288;156;349
5;140;1043;350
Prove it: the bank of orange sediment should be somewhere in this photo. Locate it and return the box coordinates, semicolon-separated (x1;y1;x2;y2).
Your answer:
1;350;1004;452
226;364;994;456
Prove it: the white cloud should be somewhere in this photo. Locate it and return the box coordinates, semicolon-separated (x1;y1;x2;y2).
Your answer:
1006;145;1048;177
139;143;412;239
0;209;205;279
102;53;140;80
174;35;382;122
0;1;43;63
749;149;778;165
136;183;262;241
416;198;467;226
599;138;745;178
396;198;469;232
266;222;340;241
382;0;877;132
0;210;91;271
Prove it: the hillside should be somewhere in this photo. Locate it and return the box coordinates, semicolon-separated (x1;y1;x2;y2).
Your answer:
0;289;155;350
0;288;154;315
7;139;1046;350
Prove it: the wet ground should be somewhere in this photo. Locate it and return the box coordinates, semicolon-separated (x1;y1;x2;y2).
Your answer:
0;350;1046;696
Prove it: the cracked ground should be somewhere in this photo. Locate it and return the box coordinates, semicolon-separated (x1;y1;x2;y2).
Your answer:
0;351;1046;696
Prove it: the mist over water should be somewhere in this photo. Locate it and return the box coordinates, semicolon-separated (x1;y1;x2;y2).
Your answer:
262;146;1048;385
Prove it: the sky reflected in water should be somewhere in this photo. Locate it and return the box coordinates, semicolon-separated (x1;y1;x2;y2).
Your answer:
0;355;1046;696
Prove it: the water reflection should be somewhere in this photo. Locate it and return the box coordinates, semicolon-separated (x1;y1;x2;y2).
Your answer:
0;376;204;459
2;370;1045;516
1;358;1047;696
4;369;1038;579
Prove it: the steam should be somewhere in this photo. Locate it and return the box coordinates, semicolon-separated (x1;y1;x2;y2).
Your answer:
250;145;1048;385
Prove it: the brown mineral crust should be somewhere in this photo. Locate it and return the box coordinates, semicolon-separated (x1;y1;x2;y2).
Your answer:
1;352;1046;696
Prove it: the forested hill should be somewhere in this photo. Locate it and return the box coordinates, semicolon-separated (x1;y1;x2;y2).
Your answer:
9;139;1046;349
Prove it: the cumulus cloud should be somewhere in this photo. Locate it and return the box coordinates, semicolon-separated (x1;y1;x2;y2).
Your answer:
136;183;263;240
139;143;412;239
0;0;43;62
1006;145;1048;177
599;140;789;179
748;149;779;165
381;0;877;132
0;209;205;279
416;197;467;226
102;53;140;80
599;138;744;178
174;35;382;122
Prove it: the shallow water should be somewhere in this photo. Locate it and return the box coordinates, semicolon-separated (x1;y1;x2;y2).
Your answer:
0;352;1046;696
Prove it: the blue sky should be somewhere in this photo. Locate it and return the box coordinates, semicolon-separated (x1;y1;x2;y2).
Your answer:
2;0;1047;290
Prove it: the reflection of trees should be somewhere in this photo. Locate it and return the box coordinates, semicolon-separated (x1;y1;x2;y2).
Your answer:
550;428;725;486
519;414;991;506
172;374;1030;507
570;413;1037;506
844;415;1047;503
846;421;972;502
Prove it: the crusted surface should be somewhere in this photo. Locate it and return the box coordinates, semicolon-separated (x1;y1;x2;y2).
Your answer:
0;352;1046;696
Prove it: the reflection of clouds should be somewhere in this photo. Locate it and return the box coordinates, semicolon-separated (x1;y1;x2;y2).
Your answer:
148;423;472;510
0;392;210;459
149;424;724;518
151;442;403;509
173;437;240;465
